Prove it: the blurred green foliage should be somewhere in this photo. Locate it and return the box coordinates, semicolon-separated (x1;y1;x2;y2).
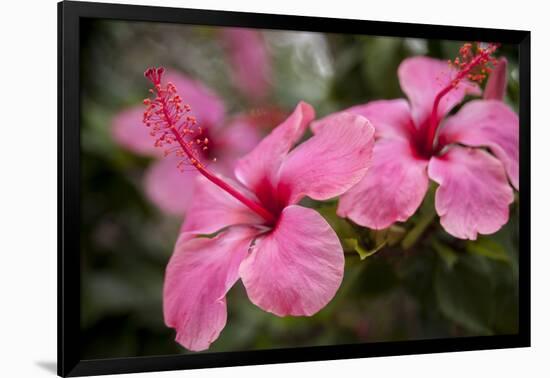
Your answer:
80;19;520;359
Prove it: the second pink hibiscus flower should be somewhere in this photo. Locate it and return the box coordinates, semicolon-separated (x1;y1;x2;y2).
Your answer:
317;43;519;240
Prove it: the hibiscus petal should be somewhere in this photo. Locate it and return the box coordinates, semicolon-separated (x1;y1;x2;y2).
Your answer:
313;99;414;141
144;157;197;216
428;146;514;240
239;205;344;317
181;175;263;235
222;28;271;100
438;99;519;190
483;58;508;101
165;71;226;130
277;112;375;204
398;56;480;126
337;139;429;229
112;106;160;157
217;115;262;162
234;102;315;191
164;227;256;351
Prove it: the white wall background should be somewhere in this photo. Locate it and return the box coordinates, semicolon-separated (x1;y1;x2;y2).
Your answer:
0;0;547;377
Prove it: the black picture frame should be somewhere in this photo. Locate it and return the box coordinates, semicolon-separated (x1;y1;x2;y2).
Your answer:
58;1;531;376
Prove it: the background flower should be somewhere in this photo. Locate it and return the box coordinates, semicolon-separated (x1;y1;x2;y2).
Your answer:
112;70;261;216
221;28;272;101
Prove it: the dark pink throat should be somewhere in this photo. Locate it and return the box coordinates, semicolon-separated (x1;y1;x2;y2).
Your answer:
143;67;277;225
409;124;442;160
413;43;499;158
251;177;293;220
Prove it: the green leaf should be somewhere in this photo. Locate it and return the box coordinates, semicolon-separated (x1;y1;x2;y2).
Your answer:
371;225;406;247
343;238;385;260
466;237;510;263
432;240;459;269
434;255;494;335
401;184;437;250
317;204;357;240
401;210;436;250
361;37;404;98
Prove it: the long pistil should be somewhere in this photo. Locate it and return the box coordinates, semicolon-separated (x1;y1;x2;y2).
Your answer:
425;43;498;153
143;67;276;224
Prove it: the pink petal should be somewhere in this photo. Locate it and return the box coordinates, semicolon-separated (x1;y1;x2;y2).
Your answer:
217;115;262;162
484;58;508;101
164;227;257;351
313;99;415;141
111;106;160;157
338;139;429;229
278;113;375;204
164;71;226;130
438;99;519;190
181;175;263;235
234;102;315;192
398;56;480;126
144;157;197;216
239;205;344;317
222;28;271;100
428;146;514;240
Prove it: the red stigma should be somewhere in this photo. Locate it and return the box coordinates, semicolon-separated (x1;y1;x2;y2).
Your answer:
144;67;165;86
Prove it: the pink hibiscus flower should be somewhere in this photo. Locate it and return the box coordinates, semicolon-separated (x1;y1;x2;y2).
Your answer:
221;27;271;101
141;67;375;351
112;70;261;216
317;43;518;240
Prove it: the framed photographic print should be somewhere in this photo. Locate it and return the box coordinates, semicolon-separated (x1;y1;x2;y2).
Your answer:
58;0;530;376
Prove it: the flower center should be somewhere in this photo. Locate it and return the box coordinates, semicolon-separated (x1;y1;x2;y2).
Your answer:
143;67;276;224
423;42;499;155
